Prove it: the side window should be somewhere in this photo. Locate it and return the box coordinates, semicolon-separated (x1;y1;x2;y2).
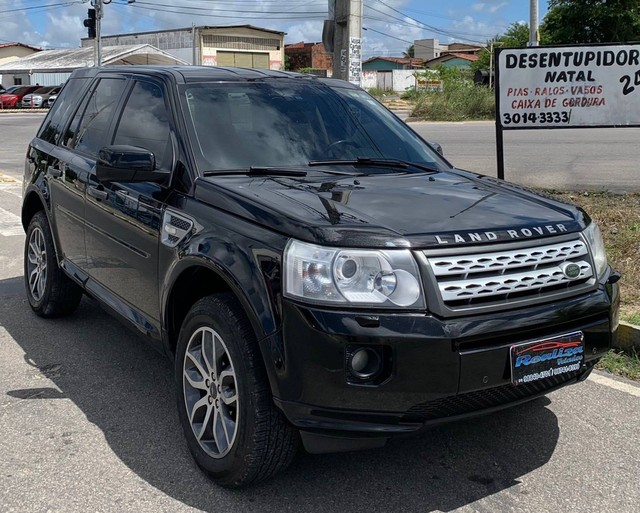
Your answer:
65;78;127;157
38;78;89;144
112;81;172;170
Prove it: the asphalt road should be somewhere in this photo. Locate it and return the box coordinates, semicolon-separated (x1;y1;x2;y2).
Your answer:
1;113;639;512
409;121;640;193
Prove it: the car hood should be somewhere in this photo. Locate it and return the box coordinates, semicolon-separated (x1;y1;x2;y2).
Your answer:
194;168;587;248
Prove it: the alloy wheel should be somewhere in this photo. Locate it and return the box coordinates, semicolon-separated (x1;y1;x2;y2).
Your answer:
26;227;47;301
183;326;239;458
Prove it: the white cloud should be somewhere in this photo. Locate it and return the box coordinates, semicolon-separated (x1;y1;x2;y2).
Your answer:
471;0;509;14
489;2;509;14
285;21;325;45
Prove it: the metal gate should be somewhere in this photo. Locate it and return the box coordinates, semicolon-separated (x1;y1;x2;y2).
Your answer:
376;71;393;91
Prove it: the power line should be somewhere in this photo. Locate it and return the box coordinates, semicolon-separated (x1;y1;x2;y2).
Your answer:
0;1;81;14
370;0;489;44
125;0;326;15
123;2;324;21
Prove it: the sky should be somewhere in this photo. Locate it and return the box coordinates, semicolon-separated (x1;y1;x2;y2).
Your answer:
0;1;549;58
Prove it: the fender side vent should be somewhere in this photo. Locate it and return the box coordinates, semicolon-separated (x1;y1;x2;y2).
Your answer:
161;210;194;248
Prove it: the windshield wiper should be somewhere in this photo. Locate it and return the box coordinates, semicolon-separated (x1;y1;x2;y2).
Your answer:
203;166;307;177
308;157;439;173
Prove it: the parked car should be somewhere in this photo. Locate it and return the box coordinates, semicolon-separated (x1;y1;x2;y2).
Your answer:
0;85;39;108
21;86;61;108
0;85;20;95
45;92;59;108
22;67;619;488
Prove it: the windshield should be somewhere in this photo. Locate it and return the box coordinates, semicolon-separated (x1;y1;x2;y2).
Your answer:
179;80;448;173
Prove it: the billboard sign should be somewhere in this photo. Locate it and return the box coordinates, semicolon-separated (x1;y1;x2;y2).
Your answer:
497;43;640;129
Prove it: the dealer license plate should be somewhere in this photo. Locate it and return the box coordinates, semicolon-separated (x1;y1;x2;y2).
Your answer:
510;331;585;385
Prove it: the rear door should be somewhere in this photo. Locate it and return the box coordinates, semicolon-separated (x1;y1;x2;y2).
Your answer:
48;76;128;272
83;77;174;330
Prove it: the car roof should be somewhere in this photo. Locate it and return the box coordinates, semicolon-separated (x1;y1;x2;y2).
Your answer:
69;65;359;89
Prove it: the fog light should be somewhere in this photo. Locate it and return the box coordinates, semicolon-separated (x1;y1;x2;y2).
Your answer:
348;347;381;379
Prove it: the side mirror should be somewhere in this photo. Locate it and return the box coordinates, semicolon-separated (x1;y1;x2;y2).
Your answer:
96;145;167;183
430;142;444;156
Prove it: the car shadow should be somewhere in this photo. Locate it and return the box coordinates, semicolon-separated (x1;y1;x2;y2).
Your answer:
0;275;560;512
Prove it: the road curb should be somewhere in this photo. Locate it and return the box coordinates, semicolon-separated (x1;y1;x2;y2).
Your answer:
615;321;640;354
0;109;47;114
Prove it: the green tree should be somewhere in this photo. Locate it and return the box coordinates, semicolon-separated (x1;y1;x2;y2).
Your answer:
403;44;415;58
471;22;530;73
542;0;640;44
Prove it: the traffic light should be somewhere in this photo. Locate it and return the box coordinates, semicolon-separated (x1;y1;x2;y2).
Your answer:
83;8;96;39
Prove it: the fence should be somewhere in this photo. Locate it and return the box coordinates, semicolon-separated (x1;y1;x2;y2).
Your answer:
361;69;428;93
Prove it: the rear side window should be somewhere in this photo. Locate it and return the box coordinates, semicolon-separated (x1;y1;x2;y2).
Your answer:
65;78;127;157
38;78;89;144
112;81;172;170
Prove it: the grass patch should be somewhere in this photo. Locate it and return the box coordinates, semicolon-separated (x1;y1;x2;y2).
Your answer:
366;88;388;98
409;67;494;121
596;349;640;381
411;85;495;121
623;313;640;326
546;191;640;321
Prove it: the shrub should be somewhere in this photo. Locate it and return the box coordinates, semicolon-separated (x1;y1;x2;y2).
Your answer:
411;65;495;120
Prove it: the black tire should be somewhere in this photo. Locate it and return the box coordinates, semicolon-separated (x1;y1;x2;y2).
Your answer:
24;211;83;317
175;293;298;488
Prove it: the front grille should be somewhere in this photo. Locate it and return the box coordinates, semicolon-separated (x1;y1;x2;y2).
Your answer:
425;238;594;310
404;361;593;421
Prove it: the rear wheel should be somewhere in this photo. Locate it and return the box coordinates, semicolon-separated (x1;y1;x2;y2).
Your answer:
175;294;298;488
24;211;83;317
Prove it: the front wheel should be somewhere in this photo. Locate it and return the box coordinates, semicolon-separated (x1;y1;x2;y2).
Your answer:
175;294;298;488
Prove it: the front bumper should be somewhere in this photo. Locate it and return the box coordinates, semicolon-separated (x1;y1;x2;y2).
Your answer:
21;100;43;108
267;279;619;453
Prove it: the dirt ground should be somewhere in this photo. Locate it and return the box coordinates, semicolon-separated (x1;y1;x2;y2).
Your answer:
548;191;640;323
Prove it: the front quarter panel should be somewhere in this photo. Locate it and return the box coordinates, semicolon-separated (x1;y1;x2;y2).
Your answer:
160;194;289;355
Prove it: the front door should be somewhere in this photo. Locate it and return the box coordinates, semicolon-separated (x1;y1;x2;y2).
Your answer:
83;78;174;332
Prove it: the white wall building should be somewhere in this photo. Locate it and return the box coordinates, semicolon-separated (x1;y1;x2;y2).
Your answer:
0;45;189;86
0;42;41;87
82;25;286;70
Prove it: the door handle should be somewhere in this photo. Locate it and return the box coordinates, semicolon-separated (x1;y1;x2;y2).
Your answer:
47;166;62;178
87;186;108;201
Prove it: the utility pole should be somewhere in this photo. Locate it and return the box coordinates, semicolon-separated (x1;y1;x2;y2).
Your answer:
331;0;363;86
192;23;197;65
529;0;539;47
95;0;103;66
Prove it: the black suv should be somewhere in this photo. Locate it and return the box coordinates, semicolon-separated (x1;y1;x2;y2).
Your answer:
22;66;619;487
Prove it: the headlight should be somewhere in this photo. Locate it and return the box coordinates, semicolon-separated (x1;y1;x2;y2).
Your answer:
284;240;424;308
583;222;608;279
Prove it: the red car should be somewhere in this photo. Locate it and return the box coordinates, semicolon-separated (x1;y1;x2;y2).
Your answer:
0;85;39;108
